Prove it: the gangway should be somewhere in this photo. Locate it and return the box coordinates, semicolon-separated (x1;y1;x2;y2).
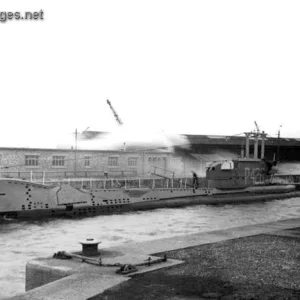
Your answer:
150;166;196;188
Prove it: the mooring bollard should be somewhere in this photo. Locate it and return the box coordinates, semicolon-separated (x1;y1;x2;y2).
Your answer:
79;238;101;256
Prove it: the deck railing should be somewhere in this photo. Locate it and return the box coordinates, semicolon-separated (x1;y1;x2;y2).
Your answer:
41;177;200;190
0;170;138;182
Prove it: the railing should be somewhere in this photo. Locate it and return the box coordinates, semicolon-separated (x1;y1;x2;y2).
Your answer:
150;166;175;178
39;177;201;190
0;170;138;182
0;168;204;190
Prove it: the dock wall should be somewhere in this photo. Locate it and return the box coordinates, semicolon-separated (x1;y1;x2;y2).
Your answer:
8;217;300;300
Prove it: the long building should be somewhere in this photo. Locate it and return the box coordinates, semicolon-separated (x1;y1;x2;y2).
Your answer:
0;133;299;180
0;147;175;181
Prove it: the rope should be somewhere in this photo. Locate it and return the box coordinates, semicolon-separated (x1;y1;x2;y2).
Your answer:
53;251;168;270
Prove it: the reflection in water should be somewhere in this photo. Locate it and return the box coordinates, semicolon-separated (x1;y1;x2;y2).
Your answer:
1;197;300;299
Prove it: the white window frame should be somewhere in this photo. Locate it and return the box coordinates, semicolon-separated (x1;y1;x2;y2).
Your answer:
108;156;118;167
128;157;138;167
25;155;39;167
84;156;91;167
52;156;65;167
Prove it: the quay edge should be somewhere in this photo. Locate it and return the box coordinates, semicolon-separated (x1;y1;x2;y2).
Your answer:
7;217;300;300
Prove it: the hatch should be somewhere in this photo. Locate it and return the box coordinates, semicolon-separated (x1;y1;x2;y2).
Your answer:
221;161;234;170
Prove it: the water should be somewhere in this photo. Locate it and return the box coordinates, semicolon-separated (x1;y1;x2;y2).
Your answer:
1;198;300;299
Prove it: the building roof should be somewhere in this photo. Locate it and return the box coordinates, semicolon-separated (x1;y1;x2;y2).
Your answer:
183;134;300;147
0;147;172;154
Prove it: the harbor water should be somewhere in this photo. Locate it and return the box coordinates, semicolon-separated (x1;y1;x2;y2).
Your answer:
1;197;300;299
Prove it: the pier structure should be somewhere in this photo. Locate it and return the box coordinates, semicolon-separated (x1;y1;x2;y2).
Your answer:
243;131;267;159
9;218;300;299
182;133;300;161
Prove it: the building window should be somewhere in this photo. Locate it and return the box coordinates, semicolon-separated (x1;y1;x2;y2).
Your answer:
148;157;152;162
108;157;118;167
84;156;91;167
128;157;138;167
52;156;65;167
25;155;39;166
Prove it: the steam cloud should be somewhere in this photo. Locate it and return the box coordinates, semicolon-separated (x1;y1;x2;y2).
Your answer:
58;126;190;152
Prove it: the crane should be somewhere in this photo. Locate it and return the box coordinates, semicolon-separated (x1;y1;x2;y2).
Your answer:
106;99;126;151
254;121;260;133
107;99;123;126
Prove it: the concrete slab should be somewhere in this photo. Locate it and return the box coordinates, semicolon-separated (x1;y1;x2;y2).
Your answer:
23;250;184;298
11;273;129;300
25;258;75;291
107;218;300;255
10;217;300;300
128;259;184;277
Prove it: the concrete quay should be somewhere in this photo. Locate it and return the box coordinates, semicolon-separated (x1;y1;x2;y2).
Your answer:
8;217;300;300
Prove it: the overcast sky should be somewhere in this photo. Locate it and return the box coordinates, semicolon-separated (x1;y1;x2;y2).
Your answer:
1;0;300;148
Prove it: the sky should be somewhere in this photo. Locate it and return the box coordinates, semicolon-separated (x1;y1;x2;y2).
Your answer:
1;0;300;148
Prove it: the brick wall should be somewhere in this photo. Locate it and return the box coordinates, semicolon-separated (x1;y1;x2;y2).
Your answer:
0;148;173;180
